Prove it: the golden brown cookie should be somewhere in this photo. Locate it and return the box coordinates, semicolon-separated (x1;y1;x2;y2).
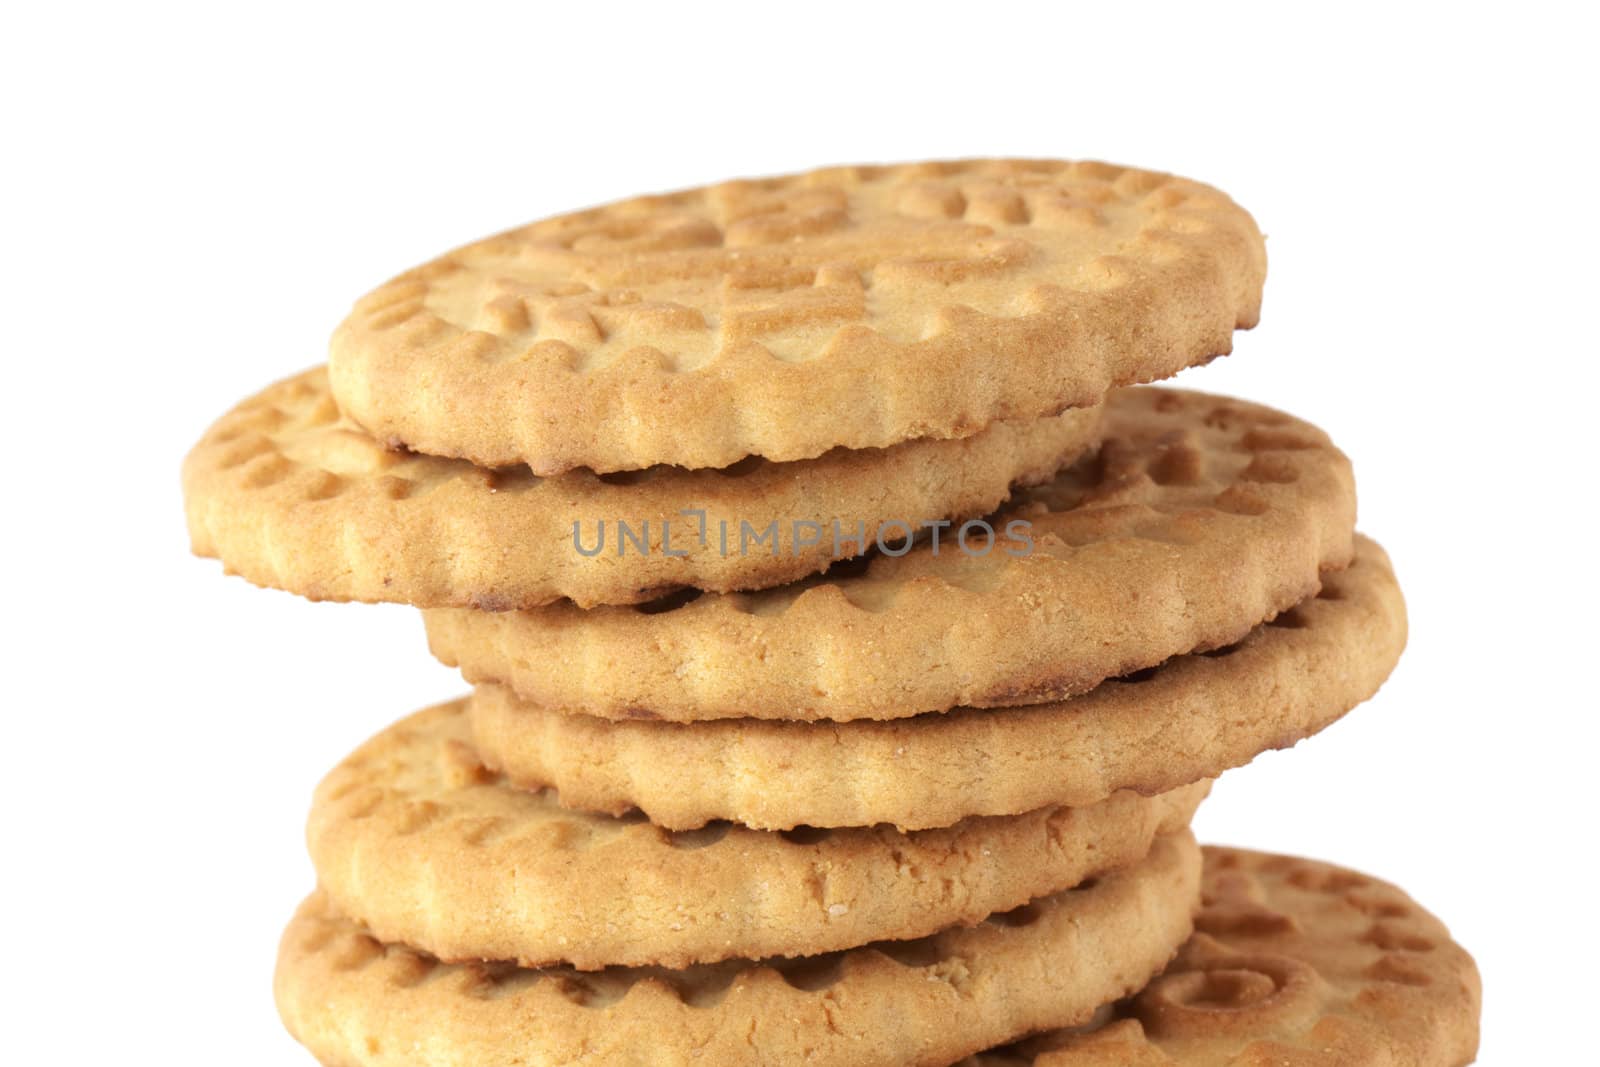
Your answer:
963;846;1480;1066
468;535;1402;831
276;831;1201;1067
182;367;1102;609
425;387;1356;722
309;699;1208;969
328;158;1265;474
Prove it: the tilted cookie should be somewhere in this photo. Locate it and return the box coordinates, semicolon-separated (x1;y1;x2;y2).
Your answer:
469;535;1402;831
963;846;1480;1066
425;387;1356;722
277;831;1201;1067
329;158;1265;474
310;699;1208;969
182;367;1102;609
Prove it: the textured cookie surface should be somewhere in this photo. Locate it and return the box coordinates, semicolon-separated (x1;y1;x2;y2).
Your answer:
309;699;1207;969
277;831;1201;1067
470;536;1401;830
329;158;1265;473
182;367;1102;609
426;387;1356;721
964;846;1480;1066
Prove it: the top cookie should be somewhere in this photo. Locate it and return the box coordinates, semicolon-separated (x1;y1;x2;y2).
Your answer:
329;159;1266;474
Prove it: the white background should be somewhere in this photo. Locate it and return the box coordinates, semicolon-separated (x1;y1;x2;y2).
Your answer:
5;3;1593;1063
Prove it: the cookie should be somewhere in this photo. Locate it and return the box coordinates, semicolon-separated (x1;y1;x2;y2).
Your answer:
964;846;1480;1066
310;699;1208;969
328;158;1265;474
276;830;1201;1067
182;367;1102;609
425;387;1356;722
469;535;1402;831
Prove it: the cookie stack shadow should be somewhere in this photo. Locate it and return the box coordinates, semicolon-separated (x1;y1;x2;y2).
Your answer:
184;159;1481;1064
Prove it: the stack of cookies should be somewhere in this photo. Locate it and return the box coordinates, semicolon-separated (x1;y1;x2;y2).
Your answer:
183;159;1481;1065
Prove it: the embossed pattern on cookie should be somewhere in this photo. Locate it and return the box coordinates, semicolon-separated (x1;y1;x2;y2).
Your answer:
425;387;1357;722
963;847;1481;1066
329;159;1265;473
